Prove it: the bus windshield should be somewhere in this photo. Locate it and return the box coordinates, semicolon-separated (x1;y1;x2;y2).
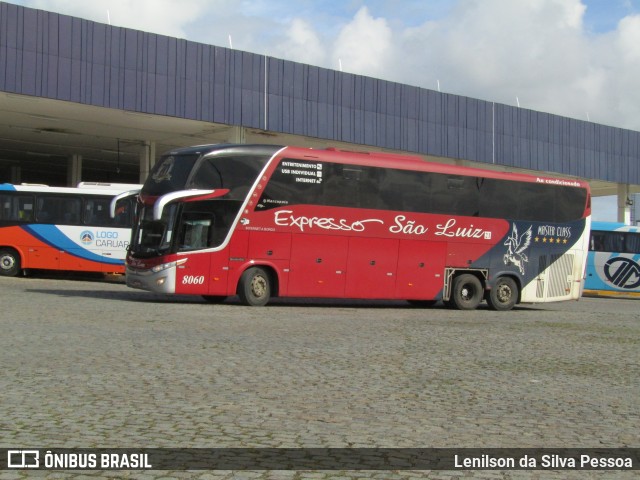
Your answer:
130;198;244;256
143;153;270;197
133;203;179;255
132;149;274;256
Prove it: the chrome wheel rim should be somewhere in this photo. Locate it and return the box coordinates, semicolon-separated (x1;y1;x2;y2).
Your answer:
251;275;267;298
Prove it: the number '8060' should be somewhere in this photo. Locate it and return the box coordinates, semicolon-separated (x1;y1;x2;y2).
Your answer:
182;275;205;285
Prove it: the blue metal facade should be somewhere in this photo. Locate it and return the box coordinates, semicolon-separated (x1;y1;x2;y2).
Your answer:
1;1;639;184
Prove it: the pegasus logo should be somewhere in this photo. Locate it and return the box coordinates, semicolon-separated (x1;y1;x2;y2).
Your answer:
503;224;532;275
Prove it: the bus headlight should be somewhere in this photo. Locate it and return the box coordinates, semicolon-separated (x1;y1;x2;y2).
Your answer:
151;262;175;273
150;258;187;273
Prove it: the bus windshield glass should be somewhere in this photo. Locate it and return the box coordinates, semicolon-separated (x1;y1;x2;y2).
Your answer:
133;152;272;256
132;203;179;255
142;153;269;197
130;198;244;256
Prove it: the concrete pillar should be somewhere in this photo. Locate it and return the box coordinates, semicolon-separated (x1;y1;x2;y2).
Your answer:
10;166;21;184
617;184;631;225
67;154;82;186
139;141;156;184
233;126;246;144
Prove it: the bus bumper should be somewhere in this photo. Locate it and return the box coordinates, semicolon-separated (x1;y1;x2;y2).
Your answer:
126;265;177;294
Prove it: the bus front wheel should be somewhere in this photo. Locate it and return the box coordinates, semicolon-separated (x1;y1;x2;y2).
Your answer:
0;248;21;277
449;273;483;310
486;277;518;311
238;267;272;306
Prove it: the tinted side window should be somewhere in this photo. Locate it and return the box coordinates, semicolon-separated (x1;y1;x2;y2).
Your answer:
518;183;556;221
625;233;640;254
112;198;134;227
431;175;479;216
257;159;325;210
178;200;243;249
480;179;586;222
555;186;587;222
604;233;625;252
0;194;35;221
478;178;514;219
258;159;586;222
177;211;214;251
36;196;82;224
591;231;640;253
323;164;387;210
188;155;269;199
84;197;112;226
589;231;606;251
378;169;427;212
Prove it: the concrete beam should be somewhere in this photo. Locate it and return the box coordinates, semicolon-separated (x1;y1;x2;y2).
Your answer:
139;141;156;184
233;126;246;144
10;165;21;184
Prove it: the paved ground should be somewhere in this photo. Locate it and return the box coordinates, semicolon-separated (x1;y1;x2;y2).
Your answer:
0;273;638;479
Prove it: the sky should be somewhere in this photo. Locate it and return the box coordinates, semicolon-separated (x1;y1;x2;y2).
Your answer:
8;0;640;221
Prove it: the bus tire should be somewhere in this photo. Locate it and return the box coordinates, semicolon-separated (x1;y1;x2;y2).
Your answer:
0;248;21;277
238;267;271;306
487;276;518;311
449;273;483;310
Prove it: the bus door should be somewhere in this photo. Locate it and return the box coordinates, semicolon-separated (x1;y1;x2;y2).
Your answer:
395;240;447;300
288;234;348;297
345;237;399;298
173;212;214;295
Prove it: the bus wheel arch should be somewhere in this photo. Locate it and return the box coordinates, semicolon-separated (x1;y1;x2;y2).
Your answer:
0;247;22;277
447;272;484;310
237;265;278;306
486;275;520;311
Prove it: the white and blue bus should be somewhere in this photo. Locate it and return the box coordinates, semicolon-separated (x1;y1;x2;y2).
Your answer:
584;221;640;298
0;182;140;277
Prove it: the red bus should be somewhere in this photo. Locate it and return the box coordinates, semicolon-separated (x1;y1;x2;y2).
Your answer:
0;182;139;277
124;144;591;310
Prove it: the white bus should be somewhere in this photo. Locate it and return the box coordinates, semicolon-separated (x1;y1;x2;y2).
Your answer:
0;182;140;276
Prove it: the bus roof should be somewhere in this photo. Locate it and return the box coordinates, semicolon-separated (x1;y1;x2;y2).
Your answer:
0;183;141;196
164;143;284;157
591;221;640;232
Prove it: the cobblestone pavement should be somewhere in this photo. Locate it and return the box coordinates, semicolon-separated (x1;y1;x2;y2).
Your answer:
0;274;638;480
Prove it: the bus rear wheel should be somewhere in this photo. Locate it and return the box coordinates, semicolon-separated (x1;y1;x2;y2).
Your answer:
486;277;518;311
448;273;483;310
0;248;20;277
238;267;272;306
